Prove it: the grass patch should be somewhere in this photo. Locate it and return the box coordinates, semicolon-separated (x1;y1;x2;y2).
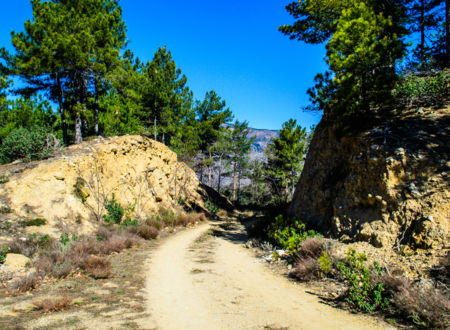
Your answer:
24;218;47;226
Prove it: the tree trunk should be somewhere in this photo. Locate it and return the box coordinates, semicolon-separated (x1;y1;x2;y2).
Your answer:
232;160;237;202
217;164;222;194
81;70;89;137
75;111;83;144
94;74;99;136
154;117;157;140
56;73;68;145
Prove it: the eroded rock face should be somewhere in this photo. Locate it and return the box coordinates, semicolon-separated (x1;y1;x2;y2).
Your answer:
288;106;449;249
0;135;204;237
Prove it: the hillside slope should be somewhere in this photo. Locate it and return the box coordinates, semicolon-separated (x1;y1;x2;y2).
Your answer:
0;136;205;240
288;105;449;251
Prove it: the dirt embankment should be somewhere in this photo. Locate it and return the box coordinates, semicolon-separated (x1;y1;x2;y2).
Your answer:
0;135;206;241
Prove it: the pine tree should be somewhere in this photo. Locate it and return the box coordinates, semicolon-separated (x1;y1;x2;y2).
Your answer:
141;46;191;144
281;0;408;130
264;119;308;203
9;0;126;144
195;90;233;181
227;120;255;202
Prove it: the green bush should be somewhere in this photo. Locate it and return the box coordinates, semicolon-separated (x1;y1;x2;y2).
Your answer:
394;70;449;106
103;194;124;224
337;249;389;312
205;200;219;217
24;218;47;226
0;126;58;164
0;246;7;263
268;214;321;255
318;252;333;275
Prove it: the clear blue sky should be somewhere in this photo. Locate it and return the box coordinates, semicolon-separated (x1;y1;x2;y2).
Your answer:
0;0;325;130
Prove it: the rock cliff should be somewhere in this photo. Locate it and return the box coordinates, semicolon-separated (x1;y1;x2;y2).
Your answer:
289;105;449;250
0;135;205;239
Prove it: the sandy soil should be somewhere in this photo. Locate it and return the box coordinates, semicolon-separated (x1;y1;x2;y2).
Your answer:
141;222;391;330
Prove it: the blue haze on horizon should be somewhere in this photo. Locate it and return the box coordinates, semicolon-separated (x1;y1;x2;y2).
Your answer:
0;0;326;131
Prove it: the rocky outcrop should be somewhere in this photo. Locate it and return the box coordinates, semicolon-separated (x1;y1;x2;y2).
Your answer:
0;136;205;238
289;105;449;249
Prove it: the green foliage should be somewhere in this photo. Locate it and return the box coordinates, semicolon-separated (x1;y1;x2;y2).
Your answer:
0;126;58;164
268;214;321;254
196;90;233;154
318;252;332;275
205;200;219;217
394;70;450;106
24;218;47;227
121;217;138;227
281;0;408;132
103;194;124;224
264;119;308;203
0;246;8;264
59;233;70;246
59;233;78;246
337;249;389;312
0;175;8;184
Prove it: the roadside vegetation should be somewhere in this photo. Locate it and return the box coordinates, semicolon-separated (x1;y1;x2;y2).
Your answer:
2;204;206;294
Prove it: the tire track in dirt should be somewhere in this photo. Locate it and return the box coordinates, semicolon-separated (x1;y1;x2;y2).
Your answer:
141;222;390;330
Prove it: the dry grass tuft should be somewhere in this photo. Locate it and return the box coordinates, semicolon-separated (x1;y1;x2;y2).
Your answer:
381;274;450;328
33;296;72;313
13;272;41;292
289;257;322;281
289;238;327;281
129;225;159;240
81;255;111;279
145;218;164;230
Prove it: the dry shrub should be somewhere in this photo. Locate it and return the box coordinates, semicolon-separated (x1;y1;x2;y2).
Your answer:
13;272;41;292
381;274;450;328
68;237;101;260
34;250;72;279
8;239;38;258
100;232;141;254
80;255;111;279
96;226;115;241
297;238;325;260
289;238;328;281
129;225;159;240
33;296;72;313
198;213;207;222
289;257;322;281
146;218;164;230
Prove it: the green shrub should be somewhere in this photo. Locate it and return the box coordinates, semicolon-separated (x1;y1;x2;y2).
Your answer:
205;200;219;217
394;70;449;106
24;218;47;226
0;246;7;263
121;217;138;227
103;194;124;224
318;252;333;275
0;126;58;164
337;249;389;312
60;233;70;246
268;214;321;255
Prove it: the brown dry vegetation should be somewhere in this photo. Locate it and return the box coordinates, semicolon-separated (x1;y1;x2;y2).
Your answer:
287;238;450;328
33;296;72;313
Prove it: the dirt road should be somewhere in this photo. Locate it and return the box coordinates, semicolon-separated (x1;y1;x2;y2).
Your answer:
142;221;389;330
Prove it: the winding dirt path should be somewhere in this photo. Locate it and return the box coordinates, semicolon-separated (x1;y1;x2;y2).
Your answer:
142;222;389;330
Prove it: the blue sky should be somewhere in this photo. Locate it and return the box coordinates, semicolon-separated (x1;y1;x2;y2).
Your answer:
0;0;325;130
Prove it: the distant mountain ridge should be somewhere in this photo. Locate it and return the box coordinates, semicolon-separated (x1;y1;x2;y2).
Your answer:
248;127;279;160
